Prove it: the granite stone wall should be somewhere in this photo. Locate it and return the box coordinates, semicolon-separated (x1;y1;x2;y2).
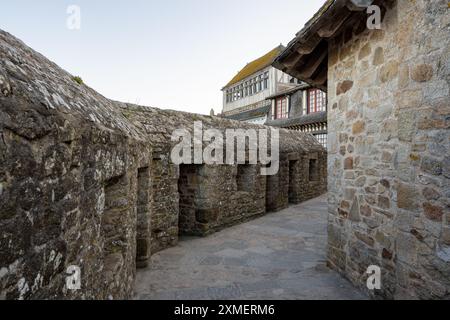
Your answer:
327;0;450;299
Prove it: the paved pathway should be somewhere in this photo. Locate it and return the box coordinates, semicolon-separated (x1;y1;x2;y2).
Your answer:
135;195;366;300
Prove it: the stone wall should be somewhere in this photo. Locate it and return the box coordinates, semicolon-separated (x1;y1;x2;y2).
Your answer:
327;0;450;299
0;29;327;299
178;164;266;236
150;149;179;254
266;151;327;211
0;107;152;299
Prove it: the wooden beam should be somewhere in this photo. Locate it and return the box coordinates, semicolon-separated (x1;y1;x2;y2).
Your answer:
312;67;328;86
296;33;322;55
298;49;327;79
282;51;304;69
317;10;352;38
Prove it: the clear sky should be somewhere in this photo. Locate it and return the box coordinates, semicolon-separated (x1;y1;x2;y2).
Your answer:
1;1;323;115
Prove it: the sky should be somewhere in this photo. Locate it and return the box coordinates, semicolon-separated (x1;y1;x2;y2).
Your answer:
1;1;324;115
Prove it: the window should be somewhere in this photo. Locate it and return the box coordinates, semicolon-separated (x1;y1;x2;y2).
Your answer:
314;134;327;148
275;97;288;119
264;72;269;89
307;89;327;113
249;81;253;95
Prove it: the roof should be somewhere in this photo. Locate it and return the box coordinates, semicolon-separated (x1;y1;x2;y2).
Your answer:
265;83;310;100
273;0;378;91
296;0;335;38
266;111;327;129
223;45;285;89
223;104;271;121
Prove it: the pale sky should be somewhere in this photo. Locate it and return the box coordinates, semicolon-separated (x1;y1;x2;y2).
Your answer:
1;1;324;115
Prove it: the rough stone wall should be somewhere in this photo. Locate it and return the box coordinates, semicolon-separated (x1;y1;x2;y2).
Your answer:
150;149;179;254
0;104;152;299
0;30;155;299
265;149;328;210
266;157;290;212
178;164;266;236
327;0;450;299
0;29;327;299
123;104;327;246
290;152;328;204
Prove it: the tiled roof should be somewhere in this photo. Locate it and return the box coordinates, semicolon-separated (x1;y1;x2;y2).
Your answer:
224;45;285;89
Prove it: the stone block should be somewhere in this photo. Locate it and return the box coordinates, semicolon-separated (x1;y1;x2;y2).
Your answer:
396;232;417;265
442;227;450;246
397;183;418;211
422;187;441;201
398;112;415;142
411;64;433;82
373;47;384;66
423;203;443;222
421;156;442;176
376;231;391;249
358;43;371;60
349;197;361;222
378;196;391;210
328;224;346;249
352;120;365;135
336;80;354;95
379;61;399;83
354;231;374;247
344;157;354;170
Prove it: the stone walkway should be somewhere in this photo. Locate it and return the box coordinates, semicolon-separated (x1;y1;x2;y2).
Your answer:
134;195;366;300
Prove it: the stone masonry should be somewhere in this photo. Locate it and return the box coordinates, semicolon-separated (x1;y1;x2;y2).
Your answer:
0;29;327;299
326;1;450;299
272;0;449;300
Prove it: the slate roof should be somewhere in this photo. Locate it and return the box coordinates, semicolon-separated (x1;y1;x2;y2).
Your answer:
224;104;271;121
266;111;327;129
223;45;285;89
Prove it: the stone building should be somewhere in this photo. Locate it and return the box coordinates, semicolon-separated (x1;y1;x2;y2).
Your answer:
275;0;450;299
221;45;301;124
265;84;328;148
0;29;327;299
